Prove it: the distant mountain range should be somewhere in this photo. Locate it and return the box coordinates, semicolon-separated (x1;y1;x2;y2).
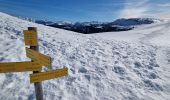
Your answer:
35;18;159;34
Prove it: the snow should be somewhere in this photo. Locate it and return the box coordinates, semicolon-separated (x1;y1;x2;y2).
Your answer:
0;12;170;100
111;18;156;26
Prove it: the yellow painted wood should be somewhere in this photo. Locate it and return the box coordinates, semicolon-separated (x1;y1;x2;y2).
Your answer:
30;68;68;83
26;47;52;69
0;61;41;73
24;30;38;46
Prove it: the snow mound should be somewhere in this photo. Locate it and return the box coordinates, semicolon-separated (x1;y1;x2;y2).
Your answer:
0;12;170;100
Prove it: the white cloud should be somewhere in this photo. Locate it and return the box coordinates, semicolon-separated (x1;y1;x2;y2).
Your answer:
158;13;170;19
118;0;170;19
156;3;170;7
118;0;149;18
145;12;170;20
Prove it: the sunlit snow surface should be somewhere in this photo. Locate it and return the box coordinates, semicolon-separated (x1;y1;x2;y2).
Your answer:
0;12;170;100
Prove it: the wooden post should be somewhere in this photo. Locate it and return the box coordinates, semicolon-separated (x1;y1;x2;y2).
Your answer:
28;27;43;100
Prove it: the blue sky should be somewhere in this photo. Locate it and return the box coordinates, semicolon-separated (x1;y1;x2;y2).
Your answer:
0;0;170;22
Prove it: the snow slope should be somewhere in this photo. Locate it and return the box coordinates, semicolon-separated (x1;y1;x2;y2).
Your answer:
0;12;170;100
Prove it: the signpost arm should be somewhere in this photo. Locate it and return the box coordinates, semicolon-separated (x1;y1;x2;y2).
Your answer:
28;27;43;100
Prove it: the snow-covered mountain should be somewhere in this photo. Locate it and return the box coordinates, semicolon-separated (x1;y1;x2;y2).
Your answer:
0;12;170;100
35;18;158;34
110;18;161;26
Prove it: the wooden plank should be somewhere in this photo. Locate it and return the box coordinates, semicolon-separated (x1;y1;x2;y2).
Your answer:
30;68;68;83
0;61;41;73
26;47;51;69
24;30;38;46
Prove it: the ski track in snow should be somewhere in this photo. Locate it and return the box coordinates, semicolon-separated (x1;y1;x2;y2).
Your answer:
0;12;170;100
156;47;170;91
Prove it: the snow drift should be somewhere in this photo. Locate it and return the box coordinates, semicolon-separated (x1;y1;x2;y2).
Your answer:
0;12;170;100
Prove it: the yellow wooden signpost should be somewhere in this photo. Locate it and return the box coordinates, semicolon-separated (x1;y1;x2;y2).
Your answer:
27;27;44;100
0;27;68;100
30;68;68;83
26;47;52;69
0;61;41;73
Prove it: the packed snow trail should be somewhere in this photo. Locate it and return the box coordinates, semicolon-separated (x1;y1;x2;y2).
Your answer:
139;20;170;98
156;47;170;77
0;12;170;100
